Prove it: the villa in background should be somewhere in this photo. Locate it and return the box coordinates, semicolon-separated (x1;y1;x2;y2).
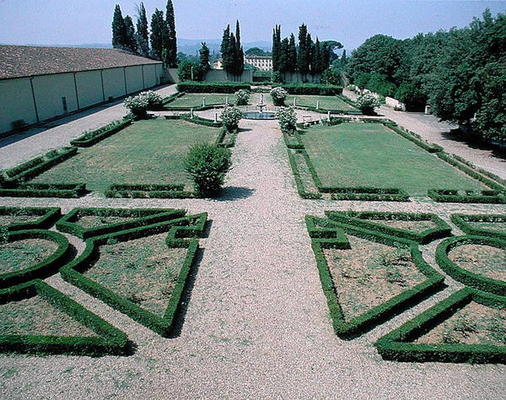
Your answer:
244;55;273;71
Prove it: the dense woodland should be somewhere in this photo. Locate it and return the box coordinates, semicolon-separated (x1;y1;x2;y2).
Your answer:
345;10;505;143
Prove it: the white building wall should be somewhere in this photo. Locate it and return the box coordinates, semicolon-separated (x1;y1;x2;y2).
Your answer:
143;64;158;87
125;66;143;94
103;67;127;100
75;70;103;108
32;73;78;121
0;78;38;133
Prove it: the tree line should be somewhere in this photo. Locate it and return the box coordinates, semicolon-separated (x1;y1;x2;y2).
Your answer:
111;1;177;68
220;21;245;76
346;10;505;143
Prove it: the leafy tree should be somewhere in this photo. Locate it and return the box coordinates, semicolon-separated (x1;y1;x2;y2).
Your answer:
112;5;127;49
177;60;203;81
123;16;137;53
321;40;343;62
199;42;210;73
150;9;166;60
135;2;150;57
165;0;177;67
245;47;269;56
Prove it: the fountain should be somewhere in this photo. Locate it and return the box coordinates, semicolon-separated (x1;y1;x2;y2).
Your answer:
243;93;276;120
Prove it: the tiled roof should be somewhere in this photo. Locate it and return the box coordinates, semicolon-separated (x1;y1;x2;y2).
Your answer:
0;45;162;80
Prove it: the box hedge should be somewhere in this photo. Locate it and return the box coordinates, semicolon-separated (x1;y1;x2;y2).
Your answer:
0;207;61;231
272;83;343;95
0;183;86;198
176;81;251;93
70;119;132;147
451;213;506;240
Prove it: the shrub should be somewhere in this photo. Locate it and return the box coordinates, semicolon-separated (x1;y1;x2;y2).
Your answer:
124;94;149;119
276;107;297;134
272;83;343;95
235;89;250;106
141;91;164;110
220;106;243;132
271;87;288;106
356;94;381;115
176;81;250;93
177;61;204;82
272;71;284;83
184;144;232;196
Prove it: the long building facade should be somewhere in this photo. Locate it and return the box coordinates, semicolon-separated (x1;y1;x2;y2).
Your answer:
0;45;163;134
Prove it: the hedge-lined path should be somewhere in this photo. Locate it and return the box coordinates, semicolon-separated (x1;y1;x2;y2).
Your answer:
343;89;506;180
1;115;505;399
0;84;178;169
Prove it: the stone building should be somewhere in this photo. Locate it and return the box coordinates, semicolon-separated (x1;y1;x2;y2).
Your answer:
0;45;163;134
244;55;273;71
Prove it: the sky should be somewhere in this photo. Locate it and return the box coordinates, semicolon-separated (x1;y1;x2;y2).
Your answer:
0;0;505;50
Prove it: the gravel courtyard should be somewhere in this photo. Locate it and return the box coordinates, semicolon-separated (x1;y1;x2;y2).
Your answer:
0;85;505;399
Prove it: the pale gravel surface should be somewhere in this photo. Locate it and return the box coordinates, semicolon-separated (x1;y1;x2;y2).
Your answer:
0;96;506;399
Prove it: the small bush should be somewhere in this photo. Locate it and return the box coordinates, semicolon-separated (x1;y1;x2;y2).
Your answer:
184;144;232;196
271;87;288;106
141;91;164;110
356;94;381;115
124;94;149;119
276;107;297;133
220;106;243;132
235;89;250;106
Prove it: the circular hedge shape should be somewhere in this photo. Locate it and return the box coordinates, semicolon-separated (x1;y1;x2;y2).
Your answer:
0;230;71;288
436;235;505;296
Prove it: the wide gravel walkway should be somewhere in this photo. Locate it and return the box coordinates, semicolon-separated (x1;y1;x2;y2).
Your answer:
0;111;505;399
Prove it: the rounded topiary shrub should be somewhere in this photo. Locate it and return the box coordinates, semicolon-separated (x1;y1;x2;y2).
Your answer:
185;144;232;197
356;94;381;115
276;107;297;134
270;87;288;106
124;94;149;119
141;91;164;110
235;89;250;106
220;106;243;132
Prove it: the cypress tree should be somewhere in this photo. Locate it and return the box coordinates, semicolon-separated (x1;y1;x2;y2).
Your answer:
150;9;165;60
136;2;150;57
272;25;282;72
278;38;289;73
221;25;231;71
200;42;210;72
123;16;138;53
227;33;237;74
297;24;310;74
235;20;241;48
311;37;322;74
112;5;127;49
235;21;244;75
321;42;331;71
165;0;177;67
288;34;297;73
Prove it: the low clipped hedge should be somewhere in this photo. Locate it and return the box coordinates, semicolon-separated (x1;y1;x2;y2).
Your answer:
176;81;251;93
436;235;506;296
162;91;186;105
0;183;86;198
0;229;72;288
325;211;452;244
0;147;77;186
273;83;343;95
0;280;128;356
105;184;195;199
306;214;445;338
428;189;506;204
56;207;186;239
179;113;223;128
60;213;208;337
287;150;322;199
70;119;132;147
451;213;506;240
215;127;238;148
327;187;410;202
0;207;61;231
375;288;506;364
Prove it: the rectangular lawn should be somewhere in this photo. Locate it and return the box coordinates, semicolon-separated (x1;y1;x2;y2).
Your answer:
166;93;238;109
32;119;221;192
302;123;487;196
286;95;358;111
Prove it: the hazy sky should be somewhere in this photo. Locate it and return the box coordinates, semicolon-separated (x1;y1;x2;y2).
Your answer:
0;0;505;49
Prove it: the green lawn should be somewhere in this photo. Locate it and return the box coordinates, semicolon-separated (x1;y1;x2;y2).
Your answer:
285;95;357;111
32;119;221;191
166;93;238;108
302;123;486;196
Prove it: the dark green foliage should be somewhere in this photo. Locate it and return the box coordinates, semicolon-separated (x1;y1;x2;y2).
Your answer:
165;0;177;68
56;208;186;239
428;189;506;204
220;21;244;76
177;60;203;82
60;213;207;337
199;42;210;73
112;5;127;49
436;235;505;296
184;144;232;196
272;83;342;95
0;230;72;289
287;34;297;73
123;16;137;53
176;81;250;93
135;2;150;57
70;119;132;147
0;183;86;198
451;214;506;240
150;9;166;60
0;281;129;356
272;25;281;72
0;207;61;231
245;47;270;56
375;288;506;364
297;24;311;75
306;214;446;338
105;184;194;199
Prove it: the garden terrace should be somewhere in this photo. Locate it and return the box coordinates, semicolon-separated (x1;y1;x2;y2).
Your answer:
287;95;360;114
164;93;239;110
22;119;225;196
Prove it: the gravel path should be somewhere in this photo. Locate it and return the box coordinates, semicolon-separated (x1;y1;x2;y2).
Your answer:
1;98;506;398
343;89;506;179
0;84;178;169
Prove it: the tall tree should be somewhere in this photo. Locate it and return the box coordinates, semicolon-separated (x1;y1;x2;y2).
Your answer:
297;24;310;75
199;42;210;72
136;2;150;57
311;37;322;74
123;16;138;53
234;21;244;75
272;25;281;72
221;25;231;72
287;34;297;73
235;20;241;48
227;33;237;74
150;9;166;60
278;38;289;73
112;4;127;49
165;0;177;67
